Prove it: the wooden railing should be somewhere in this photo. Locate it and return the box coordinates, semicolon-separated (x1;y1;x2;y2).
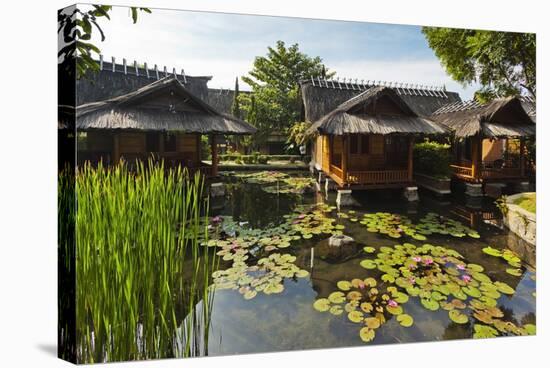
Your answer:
347;170;409;184
450;164;474;178
481;167;522;179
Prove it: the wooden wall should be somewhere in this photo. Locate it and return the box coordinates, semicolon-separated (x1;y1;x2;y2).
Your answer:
83;131;201;165
482;138;505;162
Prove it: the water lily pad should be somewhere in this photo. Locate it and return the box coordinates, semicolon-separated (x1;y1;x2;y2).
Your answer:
494;281;515;295
360;259;377;269
244;289;257;300
397;313;414;327
329;305;344;316
360;302;373;313
359;327;375;342
348;310;364;323
473;324;498;339
386;305;403;315
313;298;330;312
449;310;469;324
524;324;536;335
363;246;376;254
482;246;502;257
328;291;346;304
506;268;522;276
364;317;381;329
421;298;440;311
337;280;352;291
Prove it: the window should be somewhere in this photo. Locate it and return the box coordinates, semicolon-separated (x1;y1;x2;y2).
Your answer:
350;135;359;154
165;133;177;152
146;132;159;152
361;135;370;154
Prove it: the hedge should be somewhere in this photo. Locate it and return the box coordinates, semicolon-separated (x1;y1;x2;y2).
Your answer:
413;141;451;178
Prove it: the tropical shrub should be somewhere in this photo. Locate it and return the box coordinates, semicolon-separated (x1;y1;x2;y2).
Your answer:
414;141;451;178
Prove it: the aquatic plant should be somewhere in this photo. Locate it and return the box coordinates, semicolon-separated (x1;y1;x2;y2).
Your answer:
358;242;533;339
75;161;215;362
233;171;316;194
358;212;479;240
313;277;413;342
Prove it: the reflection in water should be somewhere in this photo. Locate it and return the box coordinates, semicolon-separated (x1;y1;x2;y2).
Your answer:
203;173;535;355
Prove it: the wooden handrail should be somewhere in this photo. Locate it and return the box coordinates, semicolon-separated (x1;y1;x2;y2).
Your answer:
347;170;408;184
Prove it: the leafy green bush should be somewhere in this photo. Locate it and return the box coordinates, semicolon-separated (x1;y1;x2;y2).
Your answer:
414;141;451;178
257;155;269;164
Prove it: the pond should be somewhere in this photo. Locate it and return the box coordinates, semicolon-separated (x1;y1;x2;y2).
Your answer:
200;171;536;356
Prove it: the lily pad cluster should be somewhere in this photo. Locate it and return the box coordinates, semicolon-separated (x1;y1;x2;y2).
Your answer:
212;252;309;299
357;212;479;241
482;246;523;276
285;205;344;239
416;212;480;238
360;212;426;240
313;277;413;342
359;242;534;339
233;171;316;194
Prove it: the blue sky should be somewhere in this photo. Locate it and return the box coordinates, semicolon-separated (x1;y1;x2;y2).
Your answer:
86;5;479;99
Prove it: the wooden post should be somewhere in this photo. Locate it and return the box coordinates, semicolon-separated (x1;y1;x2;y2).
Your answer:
342;135;348;184
211;135;218;177
520;138;526;177
326;135;332;173
158;132;165;164
408;136;414;182
471;135;482;181
112;133;120;165
196;135;201;163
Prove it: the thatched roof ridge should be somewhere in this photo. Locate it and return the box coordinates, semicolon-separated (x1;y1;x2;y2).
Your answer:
431;96;535;138
301;79;462;123
306;86;448;136
75;76;256;135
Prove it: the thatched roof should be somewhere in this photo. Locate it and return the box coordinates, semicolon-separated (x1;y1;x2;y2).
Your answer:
520;96;536;123
301;79;462;123
74;76;256;135
306;86;448;136
431;97;535;138
75;58;212;105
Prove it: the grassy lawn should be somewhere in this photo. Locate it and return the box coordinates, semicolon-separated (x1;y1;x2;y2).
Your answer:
514;193;536;214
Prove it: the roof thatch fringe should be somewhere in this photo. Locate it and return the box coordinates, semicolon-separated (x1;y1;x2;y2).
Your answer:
301;80;461;123
306;86;448;136
74;76;256;135
431;97;535;138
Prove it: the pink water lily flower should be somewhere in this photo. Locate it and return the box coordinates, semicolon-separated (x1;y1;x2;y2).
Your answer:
298;214;306;219
423;258;434;265
461;274;472;283
387;300;398;308
211;216;223;224
409;277;416;284
358;281;366;289
456;264;466;271
412;256;422;262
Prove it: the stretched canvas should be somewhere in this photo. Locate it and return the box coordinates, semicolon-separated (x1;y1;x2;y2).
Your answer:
58;3;536;364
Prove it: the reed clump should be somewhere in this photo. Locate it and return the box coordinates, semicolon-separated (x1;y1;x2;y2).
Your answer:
73;160;215;363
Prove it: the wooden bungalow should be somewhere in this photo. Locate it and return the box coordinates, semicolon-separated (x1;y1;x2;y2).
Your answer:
72;75;256;176
305;86;448;189
430;97;535;185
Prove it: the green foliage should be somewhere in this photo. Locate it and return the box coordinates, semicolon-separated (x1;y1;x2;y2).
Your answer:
231;77;242;118
74;161;215;362
422;27;536;98
414;140;451;178
239;41;334;148
58;5;151;79
287;121;312;147
514;193;536;213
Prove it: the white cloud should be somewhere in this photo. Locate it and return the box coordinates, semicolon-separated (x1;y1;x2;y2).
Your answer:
85;5;480;99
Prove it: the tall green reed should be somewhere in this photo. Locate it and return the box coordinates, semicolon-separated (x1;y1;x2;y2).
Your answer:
74;160;216;363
